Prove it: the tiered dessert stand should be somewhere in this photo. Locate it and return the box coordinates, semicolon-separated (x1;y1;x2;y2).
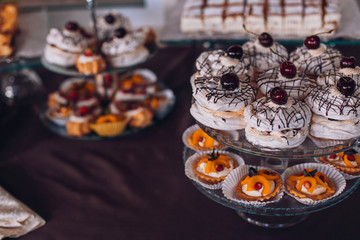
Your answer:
183;122;360;228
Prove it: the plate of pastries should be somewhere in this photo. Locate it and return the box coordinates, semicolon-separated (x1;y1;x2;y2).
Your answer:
41;68;175;139
41;11;157;76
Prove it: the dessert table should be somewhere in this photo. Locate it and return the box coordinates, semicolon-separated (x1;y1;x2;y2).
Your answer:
0;44;360;239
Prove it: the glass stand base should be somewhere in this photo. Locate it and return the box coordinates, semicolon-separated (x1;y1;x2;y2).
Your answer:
236;211;308;228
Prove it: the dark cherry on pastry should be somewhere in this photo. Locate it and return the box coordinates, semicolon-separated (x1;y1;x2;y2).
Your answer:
340;57;356;69
65;21;79;31
280;61;297;79
258;32;273;47
114;27;127;38
220;73;239;91
79;106;90;116
105;14;115;24
304;35;321;49
227;45;243;60
270;87;288;105
337;76;356;97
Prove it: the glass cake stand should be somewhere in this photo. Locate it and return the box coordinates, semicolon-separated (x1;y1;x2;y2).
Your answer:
183;146;360;228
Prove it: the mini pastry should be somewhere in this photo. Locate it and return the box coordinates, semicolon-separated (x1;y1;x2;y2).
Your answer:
190;73;256;130
90;114;128;137
244;87;312;148
286;168;335;201
235;167;282;202
195;45;253;81
317;56;360;86
101;27;152;67
95;73;118;100
192;150;239;185
289;34;341;76
187;128;225;151
305;77;360;140
46;104;73;126
318;149;360;176
76;48;106;75
92;11;132;41
66;106;101;136
109;100;153;128
44;21;94;67
257;58;315;100
242;31;288;72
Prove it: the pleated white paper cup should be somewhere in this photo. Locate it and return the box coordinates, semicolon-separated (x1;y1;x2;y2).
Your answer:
182;124;239;152
308;135;346;149
282;163;346;205
184;150;245;190
222;165;284;206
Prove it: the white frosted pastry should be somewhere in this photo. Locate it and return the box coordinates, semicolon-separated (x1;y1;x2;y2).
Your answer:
244;93;311;148
289;44;341;76
195;48;253;81
257;67;316;100
317;67;360;86
101;28;150;67
242;38;287;72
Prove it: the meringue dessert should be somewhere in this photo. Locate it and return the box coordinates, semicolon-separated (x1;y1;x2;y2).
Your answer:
44;21;94;67
192;150;238;185
235;167;282;202
289;34;341;76
195;45;253;81
190;72;256;130
318;149;360;176
76;48;106;75
305;77;360;140
244;87;312;148
242;32;288;72
286;168;335;201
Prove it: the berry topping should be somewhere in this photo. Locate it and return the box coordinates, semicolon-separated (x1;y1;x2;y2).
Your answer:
303;181;311;189
304;35;321;49
216;164;224;172
79;106;90;116
348;154;356;161
329;154;337;159
114;27;127;38
84;48;93;57
270;87;288;105
258;32;273;47
220;73;239;91
65;21;79;31
105;14;115;24
254;182;262;190
336;76;356;97
227;45;243;60
280;61;297;79
198;137;204;143
104;74;112;88
340;57;356;69
68;90;78;100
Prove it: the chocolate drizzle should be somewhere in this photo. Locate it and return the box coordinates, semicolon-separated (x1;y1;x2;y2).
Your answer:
48;29;89;52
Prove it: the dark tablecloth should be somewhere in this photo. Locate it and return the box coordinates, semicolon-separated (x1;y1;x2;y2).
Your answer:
0;45;360;240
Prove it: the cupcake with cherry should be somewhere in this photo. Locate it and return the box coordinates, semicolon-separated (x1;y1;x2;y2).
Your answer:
185;149;244;189
222;165;283;205
305;76;360;144
76;48;106;75
289;31;341;77
242;25;288;72
244;87;312;149
257;49;316;100
283;163;346;205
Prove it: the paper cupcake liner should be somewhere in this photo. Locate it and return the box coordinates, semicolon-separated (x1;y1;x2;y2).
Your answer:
90;119;129;137
184;150;245;190
222;165;284;206
308;135;346;148
282;163;346;205
182;124;239;152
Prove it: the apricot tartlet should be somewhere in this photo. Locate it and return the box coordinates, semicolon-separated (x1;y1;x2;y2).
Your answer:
318;149;360;176
235;167;282;202
90;114;128;137
286;168;336;201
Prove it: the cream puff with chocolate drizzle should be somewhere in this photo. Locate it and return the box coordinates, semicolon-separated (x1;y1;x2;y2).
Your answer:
244;87;312;148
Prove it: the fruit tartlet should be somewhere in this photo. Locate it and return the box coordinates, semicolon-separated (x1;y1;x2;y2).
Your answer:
305;77;360;141
222;165;283;205
244;87;312;148
66;105;101;137
195;45;253;81
283;163;346;205
289;34;341;76
90;114;128;137
317;149;360;179
76;48;106;75
190;72;256;130
46;104;73;126
185;150;244;189
44;21;94;67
